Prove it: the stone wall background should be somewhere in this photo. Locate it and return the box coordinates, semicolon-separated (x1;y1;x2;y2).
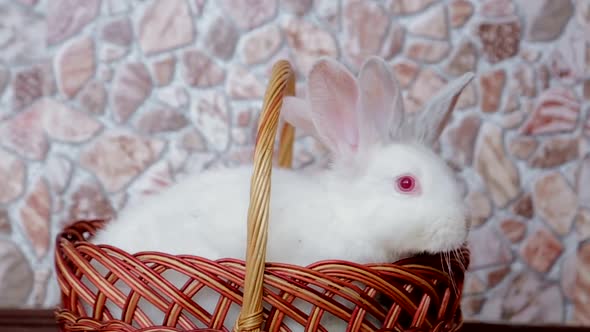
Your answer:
0;0;589;326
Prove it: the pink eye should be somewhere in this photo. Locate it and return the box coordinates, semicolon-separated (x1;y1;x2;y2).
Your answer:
395;175;420;194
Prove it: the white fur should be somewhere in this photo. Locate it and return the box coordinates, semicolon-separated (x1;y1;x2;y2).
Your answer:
84;56;474;331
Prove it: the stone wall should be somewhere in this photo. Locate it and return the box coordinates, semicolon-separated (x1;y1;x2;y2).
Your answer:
0;0;589;326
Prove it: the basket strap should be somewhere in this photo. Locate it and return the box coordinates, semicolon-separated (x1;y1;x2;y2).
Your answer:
235;60;296;332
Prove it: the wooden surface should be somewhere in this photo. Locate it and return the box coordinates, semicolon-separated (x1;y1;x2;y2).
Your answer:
1;309;589;332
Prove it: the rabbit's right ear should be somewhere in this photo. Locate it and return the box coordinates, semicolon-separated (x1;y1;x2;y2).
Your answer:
412;72;474;147
306;57;361;159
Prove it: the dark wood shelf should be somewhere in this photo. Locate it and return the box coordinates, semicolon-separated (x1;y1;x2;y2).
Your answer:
1;309;588;332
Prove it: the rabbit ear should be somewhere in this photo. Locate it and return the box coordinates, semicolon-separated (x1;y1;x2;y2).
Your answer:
412;72;474;146
306;57;361;158
281;96;318;137
358;56;404;144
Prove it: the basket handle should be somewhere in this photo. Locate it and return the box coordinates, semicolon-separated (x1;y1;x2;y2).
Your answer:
235;60;296;332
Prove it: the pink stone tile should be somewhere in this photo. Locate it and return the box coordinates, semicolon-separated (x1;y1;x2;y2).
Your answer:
342;0;390;69
0;66;8;97
575;209;590;241
112;62;153;123
11;62;56;111
0;239;33;307
499;111;526;129
138;0;194;55
282;17;338;75
314;0;340;30
506;281;564;323
478;20;521;64
151;56;176;87
512;193;534;219
548;26;589;83
486;265;511;288
20;179;51;258
0;150;25;204
46;155;72;195
464;272;486;295
101;17;133;47
474;123;520;207
182;49;226;88
221;0;277;30
462;296;486;317
178;130;208;153
56;37;96;98
513;63;537;98
456;81;478;110
444;114;481;167
133;106;189;135
529;137;580;168
503;91;521;113
573;241;590;324
156;86;190;109
386;0;436;15
17;0;38;5
468;225;513;269
576;0;590;30
391;59;419;89
40;99;103;143
407;4;448;40
479;0;515;18
521;226;564;273
193;91;231;152
380;22;405;60
281;0;312;15
77;81;107;115
0;105;49;160
406;68;447;113
449;0;474;28
479;69;506;113
520;87;580;135
466;191;492;227
523;0;574;42
562;253;577;300
520;47;541;63
80;132;165;193
99;44;128;63
239;24;282;65
500;219;526;243
46;0;100;45
68;180;115;222
533;172;577;235
204;15;239;60
578;157;590;209
226;66;265;100
405;39;451;64
508;136;538;160
31;269;50;307
444;40;478;77
0;210;10;235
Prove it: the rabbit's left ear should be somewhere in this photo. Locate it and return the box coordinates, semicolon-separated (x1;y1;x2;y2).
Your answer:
412;72;474;146
358;56;404;145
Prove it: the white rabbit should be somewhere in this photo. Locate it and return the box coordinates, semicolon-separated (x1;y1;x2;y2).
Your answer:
82;56;473;331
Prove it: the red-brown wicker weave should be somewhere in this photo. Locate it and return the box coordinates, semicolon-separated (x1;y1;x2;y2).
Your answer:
54;60;470;332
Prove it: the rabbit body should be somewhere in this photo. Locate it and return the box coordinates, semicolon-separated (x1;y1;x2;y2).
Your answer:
85;56;475;331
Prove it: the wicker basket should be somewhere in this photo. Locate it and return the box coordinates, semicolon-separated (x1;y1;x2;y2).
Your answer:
54;60;470;332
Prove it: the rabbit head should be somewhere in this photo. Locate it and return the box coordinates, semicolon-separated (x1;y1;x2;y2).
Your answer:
281;56;474;257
